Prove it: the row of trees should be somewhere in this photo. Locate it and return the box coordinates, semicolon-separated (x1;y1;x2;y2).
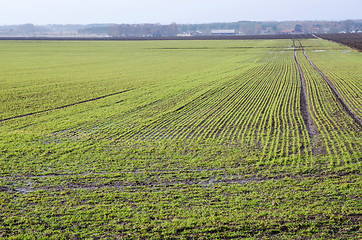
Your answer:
106;20;362;37
108;24;178;37
1;20;360;36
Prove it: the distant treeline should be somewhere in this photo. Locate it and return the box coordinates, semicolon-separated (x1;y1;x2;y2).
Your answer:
4;33;362;51
87;20;362;37
0;20;361;37
0;34;314;41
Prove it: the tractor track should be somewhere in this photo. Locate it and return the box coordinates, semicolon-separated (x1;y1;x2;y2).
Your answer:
293;39;323;155
297;40;362;128
3;170;359;193
0;89;134;123
293;39;319;137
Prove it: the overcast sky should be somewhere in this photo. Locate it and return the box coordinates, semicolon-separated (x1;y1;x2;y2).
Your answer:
0;0;361;25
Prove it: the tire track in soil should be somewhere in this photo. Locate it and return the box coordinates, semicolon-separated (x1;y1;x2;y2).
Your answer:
297;40;362;128
293;39;321;155
6;170;359;193
0;168;230;180
4;176;285;193
0;89;134;123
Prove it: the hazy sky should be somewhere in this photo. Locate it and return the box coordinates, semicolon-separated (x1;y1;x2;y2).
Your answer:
0;0;361;25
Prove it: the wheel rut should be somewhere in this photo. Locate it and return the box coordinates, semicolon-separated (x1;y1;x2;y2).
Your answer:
297;40;362;128
293;39;321;155
293;40;319;136
0;89;134;123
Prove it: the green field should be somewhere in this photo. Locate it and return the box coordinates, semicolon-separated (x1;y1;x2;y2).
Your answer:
0;39;361;239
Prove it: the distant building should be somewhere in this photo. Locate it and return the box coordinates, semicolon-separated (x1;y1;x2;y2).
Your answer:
177;31;203;37
260;27;271;34
279;29;295;35
177;33;191;37
191;31;203;36
211;29;235;35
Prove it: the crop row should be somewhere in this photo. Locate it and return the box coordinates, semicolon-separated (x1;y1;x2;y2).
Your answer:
116;50;311;161
1;39;361;239
301;39;362;121
296;40;361;164
103;39;361;164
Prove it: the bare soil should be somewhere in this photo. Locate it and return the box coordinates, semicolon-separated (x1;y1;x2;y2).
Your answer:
316;33;362;52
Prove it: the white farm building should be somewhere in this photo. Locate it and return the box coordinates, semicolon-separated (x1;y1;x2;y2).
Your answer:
211;29;235;35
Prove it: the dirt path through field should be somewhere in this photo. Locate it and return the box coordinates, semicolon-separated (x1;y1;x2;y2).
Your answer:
298;40;362;128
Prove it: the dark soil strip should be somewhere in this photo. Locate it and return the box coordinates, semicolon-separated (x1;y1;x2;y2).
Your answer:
315;33;362;52
298;40;362;128
0;89;134;123
293;40;319;136
312;34;322;40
